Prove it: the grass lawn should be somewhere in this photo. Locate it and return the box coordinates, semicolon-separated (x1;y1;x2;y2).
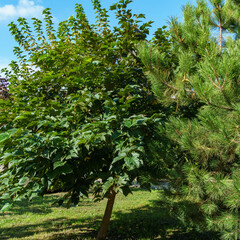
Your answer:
0;189;219;240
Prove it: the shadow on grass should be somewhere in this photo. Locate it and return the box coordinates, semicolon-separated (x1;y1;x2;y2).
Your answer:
0;217;100;240
0;194;61;216
108;198;220;240
0;191;220;240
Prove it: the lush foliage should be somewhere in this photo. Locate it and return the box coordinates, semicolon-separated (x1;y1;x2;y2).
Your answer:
139;0;240;239
0;0;165;227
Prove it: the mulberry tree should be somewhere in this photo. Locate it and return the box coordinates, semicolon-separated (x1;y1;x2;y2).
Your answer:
0;1;164;239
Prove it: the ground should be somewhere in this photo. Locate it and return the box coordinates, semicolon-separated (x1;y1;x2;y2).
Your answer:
0;189;219;240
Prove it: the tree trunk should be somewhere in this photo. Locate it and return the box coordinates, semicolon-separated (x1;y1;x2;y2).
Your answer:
219;15;223;50
220;25;223;50
96;186;116;240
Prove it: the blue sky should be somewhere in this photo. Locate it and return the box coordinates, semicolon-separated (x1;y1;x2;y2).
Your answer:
0;0;195;72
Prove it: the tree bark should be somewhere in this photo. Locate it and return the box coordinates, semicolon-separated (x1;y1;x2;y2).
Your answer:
219;13;223;50
220;24;223;50
96;186;116;240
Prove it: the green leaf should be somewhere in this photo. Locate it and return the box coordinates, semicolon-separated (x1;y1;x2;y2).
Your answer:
7;128;18;136
112;130;121;140
124;154;142;170
109;4;117;10
102;177;115;195
112;153;126;164
121;185;132;196
48;164;72;180
0;133;9;143
0;203;13;213
53;161;66;169
124;120;132;128
137;14;145;19
19;177;28;185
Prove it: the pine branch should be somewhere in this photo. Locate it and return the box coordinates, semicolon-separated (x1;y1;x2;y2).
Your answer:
205;50;232;107
202;96;233;111
149;68;178;91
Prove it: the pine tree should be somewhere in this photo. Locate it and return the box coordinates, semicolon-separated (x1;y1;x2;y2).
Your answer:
139;0;240;239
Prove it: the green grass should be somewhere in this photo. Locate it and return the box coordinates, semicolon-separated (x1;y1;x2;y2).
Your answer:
0;189;219;240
